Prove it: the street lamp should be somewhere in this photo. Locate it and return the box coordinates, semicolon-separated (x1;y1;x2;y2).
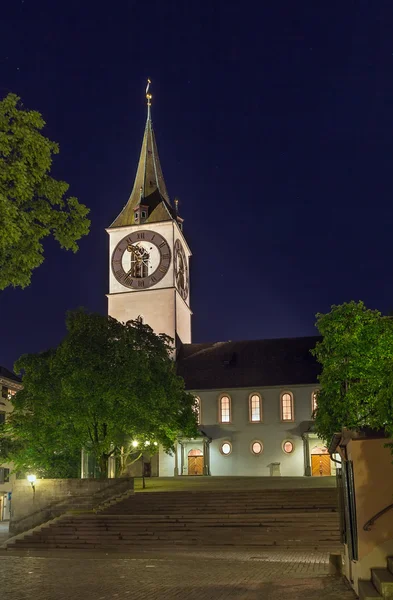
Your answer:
27;474;36;494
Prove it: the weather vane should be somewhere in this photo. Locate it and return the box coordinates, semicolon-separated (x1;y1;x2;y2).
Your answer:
146;79;152;106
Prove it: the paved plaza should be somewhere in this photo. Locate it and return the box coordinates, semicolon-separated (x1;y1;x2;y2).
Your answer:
0;547;355;600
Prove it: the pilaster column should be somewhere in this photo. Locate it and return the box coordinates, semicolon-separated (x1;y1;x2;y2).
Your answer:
203;440;211;476
174;441;179;476
180;442;185;475
203;440;208;475
303;435;311;476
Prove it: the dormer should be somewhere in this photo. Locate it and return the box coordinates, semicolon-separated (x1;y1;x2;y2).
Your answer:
133;204;149;224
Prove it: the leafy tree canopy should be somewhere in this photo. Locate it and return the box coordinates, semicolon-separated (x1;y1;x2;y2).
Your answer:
312;301;393;446
0;310;198;477
0;93;90;290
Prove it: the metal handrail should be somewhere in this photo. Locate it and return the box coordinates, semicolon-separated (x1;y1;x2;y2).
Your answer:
363;503;393;531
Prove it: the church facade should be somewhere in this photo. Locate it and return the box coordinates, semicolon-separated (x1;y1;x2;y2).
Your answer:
107;85;333;478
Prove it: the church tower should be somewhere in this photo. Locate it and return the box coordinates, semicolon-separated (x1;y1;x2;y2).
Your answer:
106;82;192;346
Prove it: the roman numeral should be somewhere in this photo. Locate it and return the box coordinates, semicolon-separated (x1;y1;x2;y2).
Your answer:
159;266;167;273
151;275;157;283
159;242;166;248
137;232;145;240
138;280;145;288
162;253;170;259
114;270;123;279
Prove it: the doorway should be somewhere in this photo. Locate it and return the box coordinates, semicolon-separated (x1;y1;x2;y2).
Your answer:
188;449;203;475
312;454;331;476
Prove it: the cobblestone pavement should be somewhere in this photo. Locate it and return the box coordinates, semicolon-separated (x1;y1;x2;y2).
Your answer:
0;548;355;600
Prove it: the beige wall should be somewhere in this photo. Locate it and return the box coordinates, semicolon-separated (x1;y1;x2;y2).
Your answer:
345;437;393;590
108;286;177;340
9;478;134;535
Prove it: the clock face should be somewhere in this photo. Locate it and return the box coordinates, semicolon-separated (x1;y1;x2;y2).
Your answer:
174;239;189;300
111;230;171;289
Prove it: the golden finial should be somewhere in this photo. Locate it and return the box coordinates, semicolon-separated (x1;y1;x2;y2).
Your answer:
146;79;152;105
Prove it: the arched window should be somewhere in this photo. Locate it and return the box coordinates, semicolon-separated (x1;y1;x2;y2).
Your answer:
219;394;231;423
280;392;294;421
311;390;318;415
249;393;262;422
194;396;201;425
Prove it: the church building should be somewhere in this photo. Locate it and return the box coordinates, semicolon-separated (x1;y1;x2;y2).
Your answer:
107;84;333;478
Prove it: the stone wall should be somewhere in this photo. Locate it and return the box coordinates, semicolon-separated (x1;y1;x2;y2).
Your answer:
10;477;133;535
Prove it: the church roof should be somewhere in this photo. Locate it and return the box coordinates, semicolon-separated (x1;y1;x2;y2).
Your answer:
109;86;175;228
177;336;321;390
0;365;21;384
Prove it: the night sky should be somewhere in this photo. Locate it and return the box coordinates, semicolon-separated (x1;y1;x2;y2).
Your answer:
1;1;393;371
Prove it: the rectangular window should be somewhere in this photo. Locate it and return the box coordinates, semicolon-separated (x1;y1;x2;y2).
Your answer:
0;411;5;425
0;468;9;484
281;393;294;421
7;389;16;400
220;396;231;423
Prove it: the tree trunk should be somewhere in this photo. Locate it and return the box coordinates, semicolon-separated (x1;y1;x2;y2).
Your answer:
99;454;108;478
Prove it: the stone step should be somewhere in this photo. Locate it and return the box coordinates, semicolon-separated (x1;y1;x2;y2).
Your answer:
11;538;341;549
7;486;340;552
371;568;393;598
16;527;340;540
55;514;339;523
358;581;382;600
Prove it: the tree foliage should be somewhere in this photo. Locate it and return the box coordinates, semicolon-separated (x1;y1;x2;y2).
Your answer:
0;93;90;289
312;301;393;446
0;310;198;477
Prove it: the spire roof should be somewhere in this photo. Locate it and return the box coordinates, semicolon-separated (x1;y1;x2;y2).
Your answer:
110;82;175;228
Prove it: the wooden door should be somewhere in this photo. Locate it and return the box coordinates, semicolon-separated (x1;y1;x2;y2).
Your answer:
188;456;204;475
312;454;331;476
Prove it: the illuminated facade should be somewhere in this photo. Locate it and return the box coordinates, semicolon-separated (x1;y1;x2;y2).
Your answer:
108;85;332;477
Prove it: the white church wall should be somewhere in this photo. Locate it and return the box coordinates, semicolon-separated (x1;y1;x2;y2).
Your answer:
195;384;319;477
158;448;175;477
108;287;176;339
175;292;192;344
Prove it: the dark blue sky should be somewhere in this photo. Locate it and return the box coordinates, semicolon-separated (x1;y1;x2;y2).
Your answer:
1;1;393;370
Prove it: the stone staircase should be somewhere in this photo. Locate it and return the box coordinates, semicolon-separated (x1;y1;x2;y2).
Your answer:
6;486;341;551
359;557;393;600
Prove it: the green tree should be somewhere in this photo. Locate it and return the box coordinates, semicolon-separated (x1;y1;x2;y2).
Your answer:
312;301;393;446
0;310;198;477
0;93;90;290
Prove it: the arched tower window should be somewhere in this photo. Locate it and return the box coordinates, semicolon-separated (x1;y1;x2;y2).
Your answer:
219;394;231;423
194;396;201;425
280;391;294;422
249;393;262;422
311;390;318;416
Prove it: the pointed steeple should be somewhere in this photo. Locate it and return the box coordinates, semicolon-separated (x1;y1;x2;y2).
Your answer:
110;80;175;228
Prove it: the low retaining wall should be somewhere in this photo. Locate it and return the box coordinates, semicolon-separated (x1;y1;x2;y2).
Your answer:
10;478;134;535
